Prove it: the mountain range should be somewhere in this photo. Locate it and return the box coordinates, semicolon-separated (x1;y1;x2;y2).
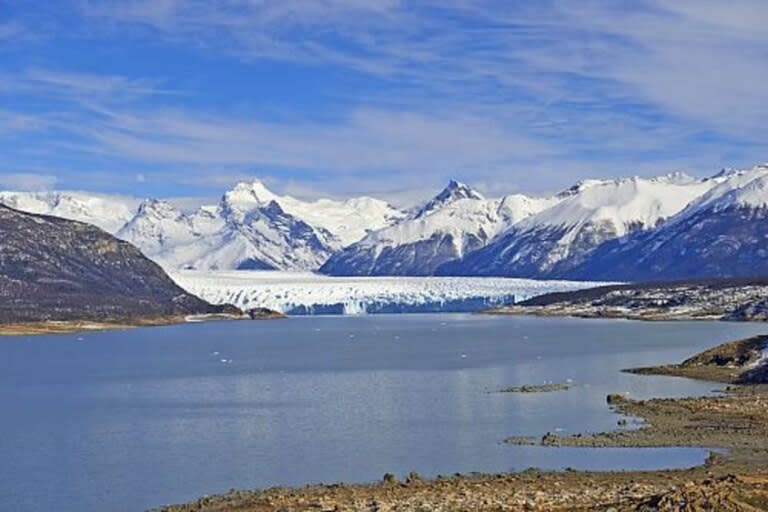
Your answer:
3;163;768;282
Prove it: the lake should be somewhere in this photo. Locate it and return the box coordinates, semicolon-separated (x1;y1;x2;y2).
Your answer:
1;314;764;511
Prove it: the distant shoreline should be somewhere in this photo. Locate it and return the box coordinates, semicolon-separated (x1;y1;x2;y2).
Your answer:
485;276;768;323
484;307;730;322
0;313;248;337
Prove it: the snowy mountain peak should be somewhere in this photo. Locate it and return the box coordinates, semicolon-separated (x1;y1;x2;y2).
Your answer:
135;198;184;221
497;193;560;226
219;180;280;216
525;173;719;235
441;179;484;201
230;180;278;202
413;179;485;218
649;171;696;185
680;165;768;215
557;173;695;199
556;178;609;198
708;167;744;181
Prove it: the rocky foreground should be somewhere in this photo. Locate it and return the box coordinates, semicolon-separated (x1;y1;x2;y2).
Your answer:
488;277;768;321
158;336;768;511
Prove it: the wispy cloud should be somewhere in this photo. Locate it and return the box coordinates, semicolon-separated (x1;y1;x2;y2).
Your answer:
0;110;49;134
0;1;765;198
71;106;550;176
25;68;165;97
0;173;58;190
75;1;768;137
0;68;172;103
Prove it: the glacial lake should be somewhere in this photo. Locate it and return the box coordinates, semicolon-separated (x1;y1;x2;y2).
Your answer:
1;314;765;511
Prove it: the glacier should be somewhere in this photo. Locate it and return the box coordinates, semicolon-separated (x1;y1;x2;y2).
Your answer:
170;270;605;315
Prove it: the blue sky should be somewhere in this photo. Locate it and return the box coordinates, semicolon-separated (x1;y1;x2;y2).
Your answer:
0;1;766;204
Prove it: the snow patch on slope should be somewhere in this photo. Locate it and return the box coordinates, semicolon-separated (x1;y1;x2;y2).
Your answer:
518;174;717;238
0;190;139;233
679;164;768;215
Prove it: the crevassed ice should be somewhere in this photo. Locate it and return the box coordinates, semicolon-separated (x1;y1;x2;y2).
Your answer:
171;270;608;315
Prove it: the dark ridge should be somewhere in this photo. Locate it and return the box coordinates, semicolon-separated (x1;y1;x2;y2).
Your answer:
0;205;239;324
518;276;768;307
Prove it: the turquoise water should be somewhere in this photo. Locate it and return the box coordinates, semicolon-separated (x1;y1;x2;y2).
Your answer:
1;314;764;511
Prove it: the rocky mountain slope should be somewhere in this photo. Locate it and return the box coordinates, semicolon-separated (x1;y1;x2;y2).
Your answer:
565;165;768;281
320;180;555;276
0;205;234;325
437;173;722;278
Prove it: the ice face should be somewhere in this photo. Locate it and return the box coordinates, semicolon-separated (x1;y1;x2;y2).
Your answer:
170;270;606;315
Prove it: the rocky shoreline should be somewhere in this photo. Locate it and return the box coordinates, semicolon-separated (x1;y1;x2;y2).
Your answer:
157;335;768;511
486;278;768;322
0;309;286;337
626;334;768;384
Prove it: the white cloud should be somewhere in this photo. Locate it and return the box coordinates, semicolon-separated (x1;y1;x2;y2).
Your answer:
0;110;48;133
0;173;58;190
1;1;766;198
75;106;551;178
75;1;768;139
26;68;162;96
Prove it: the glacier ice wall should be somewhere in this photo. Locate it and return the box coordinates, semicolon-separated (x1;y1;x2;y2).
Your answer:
171;270;605;315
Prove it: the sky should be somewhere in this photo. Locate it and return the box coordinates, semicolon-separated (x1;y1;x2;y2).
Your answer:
0;1;766;204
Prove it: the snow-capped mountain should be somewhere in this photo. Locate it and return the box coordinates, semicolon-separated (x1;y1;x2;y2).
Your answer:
437;173;723;278
0;180;403;272
565;164;768;281
117;199;201;255
410;179;485;218
5;164;768;281
320;180;556;276
219;181;403;248
0;190;138;233
117;181;402;271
